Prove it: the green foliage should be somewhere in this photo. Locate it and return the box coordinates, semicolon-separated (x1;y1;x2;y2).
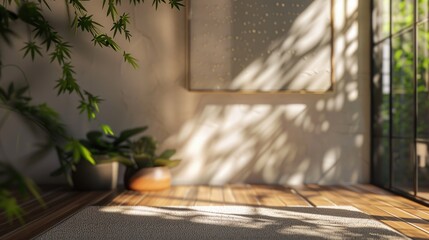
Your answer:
132;136;157;158
131;135;181;170
392;0;414;33
69;0;87;14
51;126;148;187
113;126;148;145
50;42;72;65
373;0;429;187
152;0;184;10
64;139;95;164
78;92;102;120
0;82;67;141
0;5;18;45
0;190;24;224
123;51;138;69
0;0;183;224
101;124;115;136
56;63;78;95
92;34;120;50
0;162;45;224
57;126;148;172
0;76;103;223
75;14;101;36
21;41;42;60
112;13;131;40
0;0;183;120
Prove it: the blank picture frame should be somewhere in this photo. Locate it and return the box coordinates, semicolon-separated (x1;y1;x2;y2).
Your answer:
186;0;334;93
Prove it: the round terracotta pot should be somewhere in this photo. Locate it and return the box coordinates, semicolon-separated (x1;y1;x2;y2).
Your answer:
125;167;171;191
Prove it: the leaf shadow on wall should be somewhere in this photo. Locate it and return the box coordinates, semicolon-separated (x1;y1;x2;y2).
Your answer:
170;0;366;185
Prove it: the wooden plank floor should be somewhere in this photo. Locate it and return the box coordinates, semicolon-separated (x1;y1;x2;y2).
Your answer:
2;184;429;239
0;188;118;240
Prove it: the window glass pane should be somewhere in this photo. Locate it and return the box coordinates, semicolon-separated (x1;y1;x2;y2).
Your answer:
392;0;414;33
392;31;414;138
392;138;415;194
417;23;429;201
373;40;391;137
417;141;429;200
373;0;390;42
417;23;429;138
372;0;418;197
372;137;391;187
418;0;429;22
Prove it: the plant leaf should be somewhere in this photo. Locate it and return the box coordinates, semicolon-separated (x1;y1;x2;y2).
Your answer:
0;191;24;224
123;51;138;68
68;0;87;14
114;126;147;145
21;41;43;60
153;158;181;168
158;149;176;159
92;34;119;51
79;143;95;165
22;177;45;208
86;131;103;143
135;157;154;168
64;140;82;162
77;14;101;36
101;124;114;136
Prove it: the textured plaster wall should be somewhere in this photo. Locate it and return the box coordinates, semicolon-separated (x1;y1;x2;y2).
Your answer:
1;0;370;185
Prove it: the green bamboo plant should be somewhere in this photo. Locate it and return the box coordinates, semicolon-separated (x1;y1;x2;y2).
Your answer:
0;0;183;223
1;0;183;120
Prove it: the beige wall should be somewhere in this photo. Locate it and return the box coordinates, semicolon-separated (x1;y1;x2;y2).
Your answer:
1;0;371;185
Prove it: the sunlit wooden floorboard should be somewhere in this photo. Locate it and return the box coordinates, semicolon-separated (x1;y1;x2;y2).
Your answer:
106;185;429;239
2;184;429;239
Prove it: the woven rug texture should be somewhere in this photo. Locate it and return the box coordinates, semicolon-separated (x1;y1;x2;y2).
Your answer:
34;205;410;240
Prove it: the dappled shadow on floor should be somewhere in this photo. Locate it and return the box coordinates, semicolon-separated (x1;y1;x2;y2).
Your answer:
35;205;409;240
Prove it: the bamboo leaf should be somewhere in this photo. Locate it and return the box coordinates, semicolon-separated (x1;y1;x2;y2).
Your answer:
22;177;45;208
123;52;138;68
0;87;7;102
0;191;24;224
169;0;184;10
77;14;101;36
92;34;119;51
68;0;87;13
15;86;29;98
21;41;43;60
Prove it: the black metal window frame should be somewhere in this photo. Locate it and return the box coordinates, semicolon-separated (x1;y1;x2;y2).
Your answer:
371;0;429;206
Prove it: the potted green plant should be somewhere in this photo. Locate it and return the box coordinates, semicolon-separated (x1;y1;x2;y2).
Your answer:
0;0;184;222
124;136;181;191
54;126;147;190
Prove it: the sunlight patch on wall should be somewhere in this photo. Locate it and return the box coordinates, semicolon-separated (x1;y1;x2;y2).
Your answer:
169;0;367;185
322;148;340;173
354;134;364;147
281;158;311;185
172;104;324;184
